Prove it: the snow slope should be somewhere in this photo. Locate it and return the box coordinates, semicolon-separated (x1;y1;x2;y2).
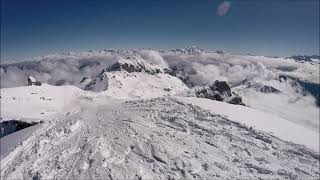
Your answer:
232;79;319;132
177;97;319;152
84;57;189;99
0;84;90;122
1;97;319;179
102;71;188;99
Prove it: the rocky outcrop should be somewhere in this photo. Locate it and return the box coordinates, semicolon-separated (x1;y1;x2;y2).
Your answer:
27;76;41;86
226;96;244;105
77;77;93;90
245;81;280;93
83;70;108;92
247;82;280;93
83;57;182;92
233;80;281;94
195;80;244;105
209;81;232;96
83;58;161;92
107;57;162;75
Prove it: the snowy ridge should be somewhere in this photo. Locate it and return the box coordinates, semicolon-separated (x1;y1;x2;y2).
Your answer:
231;79;319;132
0;84;89;122
1;97;319;179
232;80;281;94
107;57;164;74
102;71;189;99
83;57;189;98
166;46;205;55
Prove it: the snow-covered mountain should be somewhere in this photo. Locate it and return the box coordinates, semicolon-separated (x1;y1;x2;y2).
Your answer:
285;55;320;63
1;48;319;179
83;56;188;98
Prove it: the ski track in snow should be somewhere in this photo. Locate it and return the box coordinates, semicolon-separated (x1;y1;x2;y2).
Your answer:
1;97;319;179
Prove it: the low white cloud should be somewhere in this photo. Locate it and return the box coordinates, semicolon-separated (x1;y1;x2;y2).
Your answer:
0;53;116;88
1;49;318;112
139;50;169;69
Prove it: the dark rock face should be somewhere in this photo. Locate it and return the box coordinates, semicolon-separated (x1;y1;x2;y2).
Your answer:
227;96;245;105
83;58;170;92
163;68;176;76
27;76;42;86
215;50;224;55
259;85;280;93
196;87;223;101
209;81;232;96
195;80;244;105
245;82;280;93
107;59;162;75
168;68;193;87
79;77;88;83
33;82;42;86
84;70;108;92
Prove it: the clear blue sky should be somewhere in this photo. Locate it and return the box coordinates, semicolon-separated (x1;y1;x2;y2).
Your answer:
1;0;319;60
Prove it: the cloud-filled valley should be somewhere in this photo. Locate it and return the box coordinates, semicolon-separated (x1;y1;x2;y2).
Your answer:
1;48;319;88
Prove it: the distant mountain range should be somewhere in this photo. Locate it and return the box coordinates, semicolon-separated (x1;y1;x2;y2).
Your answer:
285;55;320;62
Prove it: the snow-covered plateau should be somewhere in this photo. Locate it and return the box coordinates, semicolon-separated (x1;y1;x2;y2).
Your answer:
0;48;319;179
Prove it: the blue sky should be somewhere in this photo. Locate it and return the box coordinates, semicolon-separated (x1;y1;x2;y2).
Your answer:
1;0;319;60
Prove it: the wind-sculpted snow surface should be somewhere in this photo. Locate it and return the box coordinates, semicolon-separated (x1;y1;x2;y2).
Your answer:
1;97;319;179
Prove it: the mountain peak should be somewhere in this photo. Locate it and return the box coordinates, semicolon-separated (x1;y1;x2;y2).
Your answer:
168;46;205;55
106;57;163;75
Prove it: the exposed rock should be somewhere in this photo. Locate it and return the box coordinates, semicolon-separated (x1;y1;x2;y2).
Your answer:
234;80;281;94
245;163;273;174
84;70;108;92
27;76;42;86
163;68;176;76
107;57;162;75
210;81;232;96
78;77;93;90
255;134;272;144
215;50;224;55
195;80;244;105
246;82;280;93
83;58;185;92
167;67;193;87
79;77;88;83
226;96;245;105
